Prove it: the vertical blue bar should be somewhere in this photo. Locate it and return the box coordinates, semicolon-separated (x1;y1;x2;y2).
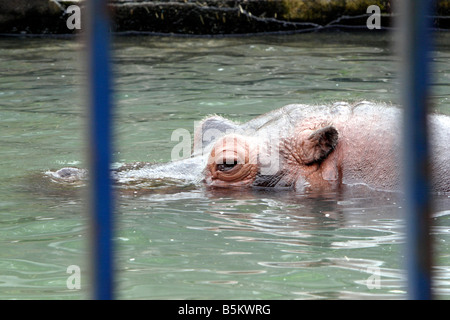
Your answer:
401;0;434;300
87;0;114;300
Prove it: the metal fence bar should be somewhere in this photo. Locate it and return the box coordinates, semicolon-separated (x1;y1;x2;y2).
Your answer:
87;0;114;300
400;0;434;300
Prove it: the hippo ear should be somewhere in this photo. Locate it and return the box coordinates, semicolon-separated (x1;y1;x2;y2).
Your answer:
300;125;339;165
193;116;239;155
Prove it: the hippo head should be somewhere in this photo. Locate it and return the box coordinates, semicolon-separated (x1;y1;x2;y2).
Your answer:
194;111;340;191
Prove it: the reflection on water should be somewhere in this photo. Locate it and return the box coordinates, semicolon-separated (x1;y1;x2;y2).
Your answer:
0;33;450;299
115;179;449;299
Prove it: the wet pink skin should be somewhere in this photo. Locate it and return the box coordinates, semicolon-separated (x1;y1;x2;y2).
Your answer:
205;134;258;188
199;102;450;192
52;103;450;193
204;124;348;191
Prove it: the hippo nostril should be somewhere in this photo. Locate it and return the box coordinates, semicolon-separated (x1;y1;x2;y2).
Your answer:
216;160;238;172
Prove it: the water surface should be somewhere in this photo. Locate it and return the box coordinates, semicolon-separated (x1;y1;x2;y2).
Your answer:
0;32;450;299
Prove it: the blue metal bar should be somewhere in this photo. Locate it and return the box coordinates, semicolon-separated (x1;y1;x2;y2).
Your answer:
400;0;435;300
87;0;114;300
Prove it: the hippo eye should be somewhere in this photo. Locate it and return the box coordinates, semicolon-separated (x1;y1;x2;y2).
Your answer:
216;160;238;172
206;134;258;186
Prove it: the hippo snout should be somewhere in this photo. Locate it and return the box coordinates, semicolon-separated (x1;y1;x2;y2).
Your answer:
50;167;87;182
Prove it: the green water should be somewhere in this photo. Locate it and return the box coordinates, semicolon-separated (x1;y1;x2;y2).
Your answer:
0;32;450;299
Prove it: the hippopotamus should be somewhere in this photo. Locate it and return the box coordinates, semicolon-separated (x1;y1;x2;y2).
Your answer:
49;101;450;193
